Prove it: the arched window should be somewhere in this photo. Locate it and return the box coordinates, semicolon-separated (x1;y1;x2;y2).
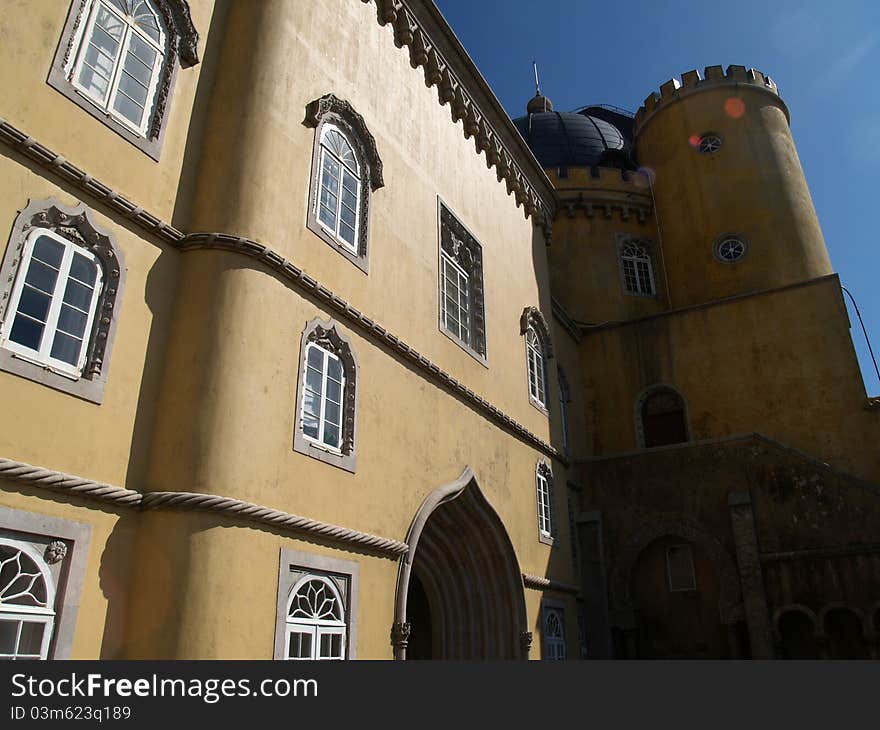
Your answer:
284;575;347;660
0;539;56;660
637;386;689;448
0;199;125;402
1;229;103;378
618;239;655;296
317;126;361;253
70;0;167;134
542;603;566;661
305;94;384;273
50;0;199;157
526;327;547;407
536;461;555;545
293;319;358;472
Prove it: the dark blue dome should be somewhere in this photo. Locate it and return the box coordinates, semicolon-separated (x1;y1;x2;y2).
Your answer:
514;108;633;169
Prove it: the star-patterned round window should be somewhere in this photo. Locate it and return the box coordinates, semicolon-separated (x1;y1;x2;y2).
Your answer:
714;236;748;263
697;134;723;154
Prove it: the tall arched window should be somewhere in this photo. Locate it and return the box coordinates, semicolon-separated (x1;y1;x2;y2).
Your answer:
284;575;347;660
618;240;655;296
69;0;168;135
0;539;56;660
294;319;358;472
526;327;547;408
304;94;384;273
637;386;689;448
317;126;361;253
536;460;555;546
557;366;571;455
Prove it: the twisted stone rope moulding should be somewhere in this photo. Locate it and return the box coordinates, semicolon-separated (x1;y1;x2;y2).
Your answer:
0;455;574;593
0;456;407;558
0;117;566;466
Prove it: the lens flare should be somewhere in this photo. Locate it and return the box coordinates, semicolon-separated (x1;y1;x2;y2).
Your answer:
688;134;701;148
724;97;746;118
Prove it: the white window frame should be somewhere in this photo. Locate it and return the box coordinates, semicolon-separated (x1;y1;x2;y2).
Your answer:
68;0;166;137
0;228;103;380
440;249;471;346
316;124;362;255
0;538;57;661
299;342;346;454
283;575;348;661
619;241;656;296
542;603;567;661
526;327;547;408
536;466;554;541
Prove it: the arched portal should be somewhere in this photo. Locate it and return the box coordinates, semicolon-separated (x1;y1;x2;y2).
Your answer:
393;467;528;660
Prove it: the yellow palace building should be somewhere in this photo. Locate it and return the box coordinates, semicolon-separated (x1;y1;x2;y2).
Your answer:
0;0;877;661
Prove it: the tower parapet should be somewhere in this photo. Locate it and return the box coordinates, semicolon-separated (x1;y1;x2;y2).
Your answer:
634;65;787;134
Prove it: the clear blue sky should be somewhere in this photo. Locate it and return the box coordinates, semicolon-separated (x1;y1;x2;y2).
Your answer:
435;0;880;395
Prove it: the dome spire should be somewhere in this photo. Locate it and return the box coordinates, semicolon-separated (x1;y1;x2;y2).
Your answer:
527;60;553;113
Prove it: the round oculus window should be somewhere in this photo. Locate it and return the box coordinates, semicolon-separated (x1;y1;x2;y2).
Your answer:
714;237;747;263
698;134;723;153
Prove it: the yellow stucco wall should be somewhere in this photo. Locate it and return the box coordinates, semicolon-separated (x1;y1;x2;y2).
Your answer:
579;276;879;482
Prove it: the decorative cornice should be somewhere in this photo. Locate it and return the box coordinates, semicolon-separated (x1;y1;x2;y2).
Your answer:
521;572;579;595
360;0;555;237
0;457;407;558
303;93;384;191
0;117;565;465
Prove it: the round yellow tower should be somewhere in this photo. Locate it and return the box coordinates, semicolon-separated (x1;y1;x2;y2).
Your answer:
634;65;831;308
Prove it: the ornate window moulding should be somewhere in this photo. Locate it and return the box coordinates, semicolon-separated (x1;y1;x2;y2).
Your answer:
0;118;565;465
438;201;487;365
303;94;384;273
0;198;126;404
359;0;554;240
0;505;92;660
293;318;359;473
47;0;200;160
273;548;359;660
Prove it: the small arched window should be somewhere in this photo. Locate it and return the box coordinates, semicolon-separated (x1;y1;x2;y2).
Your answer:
0;539;56;660
526;327;547;408
619;240;655;296
542;603;566;661
304;94;384;273
69;0;168;135
638;386;689;448
284;575;347;660
293;319;358;472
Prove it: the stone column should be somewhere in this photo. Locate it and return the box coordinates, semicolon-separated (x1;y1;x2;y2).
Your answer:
728;491;775;659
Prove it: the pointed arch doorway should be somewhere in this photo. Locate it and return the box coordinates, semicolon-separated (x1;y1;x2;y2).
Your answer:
393;467;529;660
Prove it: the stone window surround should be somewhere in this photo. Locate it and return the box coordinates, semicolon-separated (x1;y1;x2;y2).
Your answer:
436;199;488;366
304;94;384;274
540;597;567;660
0;198;127;404
520;306;554;416
615;233;657;298
633;382;691;449
47;0;200;161
536;458;557;547
273;547;359;660
0;505;92;660
292;317;358;473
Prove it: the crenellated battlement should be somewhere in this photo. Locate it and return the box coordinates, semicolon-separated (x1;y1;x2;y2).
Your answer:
551;166;653;223
634;65;787;133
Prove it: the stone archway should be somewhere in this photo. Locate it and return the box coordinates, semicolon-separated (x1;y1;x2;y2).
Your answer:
392;467;528;660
